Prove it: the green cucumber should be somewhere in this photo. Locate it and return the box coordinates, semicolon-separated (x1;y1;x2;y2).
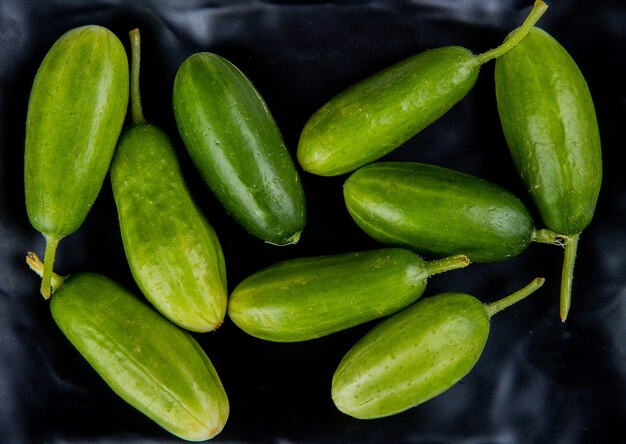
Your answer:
110;29;227;333
344;162;563;263
495;27;602;321
332;277;545;419
228;248;469;342
24;25;129;299
297;1;548;176
26;253;229;441
173;52;306;245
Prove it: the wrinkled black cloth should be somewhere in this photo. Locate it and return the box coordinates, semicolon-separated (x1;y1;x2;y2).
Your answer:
1;0;624;442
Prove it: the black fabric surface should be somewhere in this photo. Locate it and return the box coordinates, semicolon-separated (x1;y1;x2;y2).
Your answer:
1;0;625;442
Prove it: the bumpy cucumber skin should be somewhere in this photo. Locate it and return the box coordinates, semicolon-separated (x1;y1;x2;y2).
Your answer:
344;162;534;263
228;248;428;342
25;25;129;237
173;52;306;245
297;47;480;176
332;293;489;419
50;273;229;441
495;27;602;235
111;124;228;333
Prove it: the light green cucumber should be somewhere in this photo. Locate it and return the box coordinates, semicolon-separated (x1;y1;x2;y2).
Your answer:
173;52;306;245
297;1;548;176
26;253;229;442
332;277;545;419
110;29;227;332
24;25;129;299
228;248;469;342
495;27;602;321
344;162;564;263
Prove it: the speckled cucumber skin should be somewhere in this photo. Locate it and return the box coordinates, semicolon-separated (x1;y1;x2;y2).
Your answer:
50;272;229;441
228;248;430;342
495;27;602;235
173;52;306;245
111;124;227;333
25;25;129;238
344;162;535;263
332;292;489;419
297;47;480;176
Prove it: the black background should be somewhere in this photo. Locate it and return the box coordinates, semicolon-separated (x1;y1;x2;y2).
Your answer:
1;0;625;442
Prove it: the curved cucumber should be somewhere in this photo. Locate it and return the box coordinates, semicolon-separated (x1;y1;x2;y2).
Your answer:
23;254;230;441
297;1;548;176
228;248;469;342
344;162;543;263
111;29;227;333
495;27;601;321
173;52;306;245
332;278;544;419
24;25;129;298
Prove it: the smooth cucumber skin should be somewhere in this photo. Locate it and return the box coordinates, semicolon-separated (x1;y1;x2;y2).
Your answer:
297;46;480;176
228;248;428;342
25;25;129;237
344;162;534;263
173;52;306;245
50;273;229;441
111;124;228;333
495;27;602;235
332;292;489;419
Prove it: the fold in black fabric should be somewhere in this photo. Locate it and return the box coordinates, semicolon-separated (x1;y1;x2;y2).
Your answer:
1;0;624;442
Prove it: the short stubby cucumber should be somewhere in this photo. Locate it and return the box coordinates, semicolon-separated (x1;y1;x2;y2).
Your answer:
173;52;306;245
344;162;563;263
495;27;602;321
26;253;229;442
332;277;545;419
297;1;548;176
25;25;129;298
111;29;227;333
228;248;469;342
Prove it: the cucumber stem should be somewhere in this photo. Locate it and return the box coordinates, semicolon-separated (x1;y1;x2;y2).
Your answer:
476;0;548;64
424;254;470;276
28;250;65;296
485;277;545;319
129;28;145;124
559;233;580;322
39;235;60;299
531;228;567;246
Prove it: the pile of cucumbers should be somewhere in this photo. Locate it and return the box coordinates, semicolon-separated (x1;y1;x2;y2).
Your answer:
23;0;603;440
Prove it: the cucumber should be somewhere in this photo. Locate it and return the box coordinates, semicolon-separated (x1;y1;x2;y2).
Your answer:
495;27;602;321
332;278;545;419
296;1;548;176
228;248;469;342
173;52;306;245
26;254;229;442
110;30;227;333
344;162;561;263
24;25;129;298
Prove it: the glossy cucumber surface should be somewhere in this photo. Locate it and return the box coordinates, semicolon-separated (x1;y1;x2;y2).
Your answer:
111;124;228;332
228;248;442;342
173;52;306;245
495;27;602;235
332;292;489;419
344;162;535;263
50;272;229;441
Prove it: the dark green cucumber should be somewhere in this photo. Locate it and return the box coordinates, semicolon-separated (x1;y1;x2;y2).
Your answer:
26;254;229;441
24;25;129;298
228;248;469;342
173;52;306;245
332;278;544;419
495;27;602;321
344;162;560;263
110;30;227;333
297;1;548;176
